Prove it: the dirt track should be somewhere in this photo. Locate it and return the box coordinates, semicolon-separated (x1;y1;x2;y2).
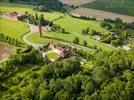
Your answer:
71;7;134;22
59;0;95;6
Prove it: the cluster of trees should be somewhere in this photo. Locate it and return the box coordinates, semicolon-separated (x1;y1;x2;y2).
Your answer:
18;12;68;34
18;12;52;26
100;18;134;46
1;49;134;100
0;46;50;81
73;37;88;47
70;14;96;20
9;0;66;12
81;27;90;35
52;24;68;34
0;33;21;46
36;0;66;12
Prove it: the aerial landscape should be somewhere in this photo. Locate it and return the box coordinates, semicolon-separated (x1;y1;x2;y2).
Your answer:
0;0;134;100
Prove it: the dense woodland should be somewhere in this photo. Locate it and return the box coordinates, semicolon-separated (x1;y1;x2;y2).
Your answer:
0;45;134;100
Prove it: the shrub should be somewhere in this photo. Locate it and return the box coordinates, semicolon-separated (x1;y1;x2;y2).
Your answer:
73;37;79;44
83;40;87;47
111;39;120;47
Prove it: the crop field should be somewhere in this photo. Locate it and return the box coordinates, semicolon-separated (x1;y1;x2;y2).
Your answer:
0;18;29;42
59;0;95;6
83;0;134;16
0;43;15;62
71;7;134;23
0;3;64;21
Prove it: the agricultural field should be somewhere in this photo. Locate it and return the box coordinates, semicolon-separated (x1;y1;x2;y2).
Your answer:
0;18;29;42
0;43;15;62
71;7;134;23
0;3;64;21
59;0;95;6
82;0;134;16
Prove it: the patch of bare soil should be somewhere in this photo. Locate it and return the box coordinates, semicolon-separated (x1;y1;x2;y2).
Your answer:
59;0;95;6
0;43;15;62
71;7;134;22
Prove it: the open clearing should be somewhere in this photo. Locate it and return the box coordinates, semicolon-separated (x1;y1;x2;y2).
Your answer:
71;7;134;22
59;0;95;6
82;0;134;16
0;18;29;42
0;43;15;62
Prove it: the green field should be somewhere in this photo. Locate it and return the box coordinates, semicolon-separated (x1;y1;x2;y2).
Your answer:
0;2;116;51
54;16;108;34
0;3;64;21
0;18;29;42
46;52;59;60
83;0;134;16
28;15;115;51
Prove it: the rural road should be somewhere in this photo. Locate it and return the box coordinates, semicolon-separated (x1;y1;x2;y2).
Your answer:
22;24;94;51
1;14;94;51
22;24;44;49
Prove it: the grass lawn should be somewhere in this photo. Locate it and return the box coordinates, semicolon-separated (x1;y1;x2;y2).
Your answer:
82;0;134;16
28;16;115;51
28;31;116;51
0;18;29;43
54;16;108;34
46;52;59;60
0;3;64;21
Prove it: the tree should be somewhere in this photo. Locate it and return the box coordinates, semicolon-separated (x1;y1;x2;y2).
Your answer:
84;82;94;94
39;14;45;26
43;55;51;64
73;37;79;44
83;40;87;46
39;90;51;100
35;12;39;20
111;39;120;47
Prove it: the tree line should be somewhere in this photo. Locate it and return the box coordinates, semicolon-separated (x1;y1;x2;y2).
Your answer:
0;33;22;46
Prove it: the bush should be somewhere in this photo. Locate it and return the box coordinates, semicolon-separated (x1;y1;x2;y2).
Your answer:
111;39;120;47
73;37;79;44
83;40;87;47
17;15;28;21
